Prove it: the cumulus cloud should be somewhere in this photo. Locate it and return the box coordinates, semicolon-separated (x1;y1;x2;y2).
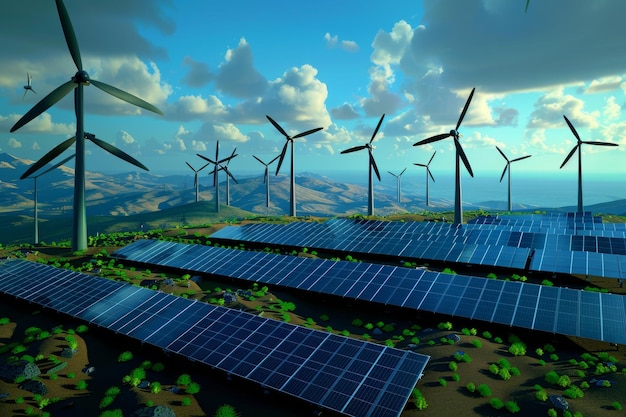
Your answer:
197;122;248;143
166;95;228;121
0;112;74;135
215;38;267;98
603;96;621;121
181;56;214;88
331;103;360;120
324;33;359;52
527;89;600;130
8;138;21;148
585;76;623;94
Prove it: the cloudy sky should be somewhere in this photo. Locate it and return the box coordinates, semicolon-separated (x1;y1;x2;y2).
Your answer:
1;0;626;186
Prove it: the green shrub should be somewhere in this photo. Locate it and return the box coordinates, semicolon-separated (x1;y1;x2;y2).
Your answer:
351;319;363;327
151;362;165;372
612;401;623;410
186;382;201;394
482;331;492;339
489;363;499;375
415;395;428;410
437;322;453;330
547;408;557;417
489;398;504;409
214;404;240;417
499;368;511;381
105;387;121;397
451;373;460;381
493;337;502;343
477;383;491;397
181;397;191;406
538;359;546;366
509;341;527;356
117;351;133;362
510;367;520;376
471;339;482;348
99;396;115;409
466;382;475;393
557;374;571;388
564;386;584;399
150;381;162;394
461;328;471;335
75;380;88;390
497;358;511;369
535;390;548;401
580;381;590;389
449;361;458;371
549;353;559;361
505;401;520;413
535;348;544;357
439;378;447;387
177;373;192;385
545;371;559;384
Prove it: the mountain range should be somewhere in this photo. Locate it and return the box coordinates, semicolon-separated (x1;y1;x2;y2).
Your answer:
2;151;626;239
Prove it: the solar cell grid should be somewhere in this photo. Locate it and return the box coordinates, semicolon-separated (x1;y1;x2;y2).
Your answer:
0;259;430;417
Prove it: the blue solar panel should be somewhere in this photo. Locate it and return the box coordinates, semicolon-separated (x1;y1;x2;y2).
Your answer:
0;258;429;417
112;240;626;345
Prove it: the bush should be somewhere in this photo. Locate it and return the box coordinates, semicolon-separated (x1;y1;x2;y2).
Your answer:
477;383;491;397
177;374;192;385
181;397;191;406
99;396;115;409
505;401;520;413
535;390;548;401
545;371;559;384
489;398;504;409
509;341;527;356
351;318;363;327
580;381;590;389
510;367;520;376
214;404;240;417
117;351;133;362
549;353;559;361
75;380;88;390
612;401;623;410
548;408;557;417
437;322;453;330
557;374;571;388
482;331;492;339
186;382;201;394
452;373;460;381
564;386;584;399
415;396;428;410
439;378;447;387
499;368;511;381
535;348;544;357
150;381;162;394
471;339;482;348
497;358;511;369
466;382;475;393
449;361;458;372
493;337;502;343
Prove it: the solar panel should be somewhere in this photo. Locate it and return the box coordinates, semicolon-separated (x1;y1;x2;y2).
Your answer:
0;258;429;417
208;218;626;279
111;239;626;345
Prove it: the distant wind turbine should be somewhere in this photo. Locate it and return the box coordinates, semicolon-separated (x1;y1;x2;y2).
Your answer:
387;168;406;204
414;151;436;206
197;141;236;213
185;161;210;203
10;0;163;251
24;154;74;245
223;147;238;206
23;72;36;98
341;114;385;216
267;115;323;217
496;146;531;212
253;154;280;208
561;115;618;213
414;88;475;224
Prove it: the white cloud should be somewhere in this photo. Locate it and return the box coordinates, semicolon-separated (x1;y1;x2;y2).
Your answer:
118;130;135;145
8;138;21;148
31;141;39;150
585;76;623;94
324;32;359;52
181;56;214;88
215;38;266;98
191;140;207;151
603;96;621;121
528;89;600;130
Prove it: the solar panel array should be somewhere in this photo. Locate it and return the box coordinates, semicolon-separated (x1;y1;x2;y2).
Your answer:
112;239;626;345
0;258;429;417
209;217;626;279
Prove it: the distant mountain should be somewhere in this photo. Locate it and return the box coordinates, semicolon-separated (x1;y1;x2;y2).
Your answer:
3;152;626;223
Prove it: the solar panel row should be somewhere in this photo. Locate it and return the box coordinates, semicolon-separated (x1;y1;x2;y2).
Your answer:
0;258;429;417
112;239;626;344
209;218;626;279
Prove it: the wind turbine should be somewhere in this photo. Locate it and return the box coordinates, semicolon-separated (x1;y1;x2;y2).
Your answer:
23;72;36;98
561;115;618;213
223;147;238;206
496;146;531;212
24;154;74;245
266;115;323;217
414;151;436;206
185;161;210;203
387;168;406;204
341;114;385;216
414;88;475;224
10;0;163;251
253;155;280;208
197;141;236;213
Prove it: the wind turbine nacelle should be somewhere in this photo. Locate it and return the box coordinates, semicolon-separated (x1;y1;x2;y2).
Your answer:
72;70;90;84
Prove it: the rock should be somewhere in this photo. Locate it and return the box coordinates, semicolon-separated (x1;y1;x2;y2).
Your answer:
18;379;47;395
0;360;41;382
129;405;176;417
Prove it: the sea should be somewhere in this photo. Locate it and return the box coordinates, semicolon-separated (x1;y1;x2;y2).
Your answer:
316;170;626;209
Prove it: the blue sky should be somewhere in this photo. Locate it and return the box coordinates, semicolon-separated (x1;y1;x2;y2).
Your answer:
1;0;626;187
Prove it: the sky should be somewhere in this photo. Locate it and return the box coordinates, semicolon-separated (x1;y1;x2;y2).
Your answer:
1;0;626;188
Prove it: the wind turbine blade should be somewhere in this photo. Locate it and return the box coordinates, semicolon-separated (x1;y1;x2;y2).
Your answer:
34;153;75;178
253;155;265;165
369;114;385;143
21;136;76;179
500;164;508;183
560;145;578;169
90;79;163;115
88;135;149;171
369;150;381;181
266;115;288;137
428;168;435;183
198;161;211;172
456;87;475;130
196;154;217;164
428;151;436;165
193;174;197;188
215;141;219;161
563;115;581;142
218;153;237;165
414;133;452;146
455;140;474;177
11;81;75;132
185;161;195;171
511;155;532;162
275;141;289;175
225;168;238;184
387;171;397;178
413;163;427;168
399;167;407;176
584;141;619;147
496;145;508;161
340;145;367;154
269;154;280;165
55;0;82;71
293;126;323;139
